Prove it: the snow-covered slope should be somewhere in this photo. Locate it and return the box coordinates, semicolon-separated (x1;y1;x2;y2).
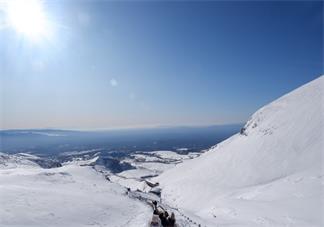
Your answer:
157;75;324;226
0;153;151;227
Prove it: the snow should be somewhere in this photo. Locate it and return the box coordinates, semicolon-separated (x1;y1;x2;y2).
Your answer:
109;150;200;191
60;149;101;156
0;153;41;169
130;150;199;164
0;153;152;227
62;155;99;166
148;150;199;161
1;75;323;227
157;75;324;226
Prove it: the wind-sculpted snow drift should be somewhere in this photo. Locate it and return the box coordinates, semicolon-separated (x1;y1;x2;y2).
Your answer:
157;75;324;226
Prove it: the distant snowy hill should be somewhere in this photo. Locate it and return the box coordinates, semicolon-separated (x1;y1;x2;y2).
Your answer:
0;153;151;227
157;76;324;226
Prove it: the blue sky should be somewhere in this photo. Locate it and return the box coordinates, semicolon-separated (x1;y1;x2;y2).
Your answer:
0;1;322;130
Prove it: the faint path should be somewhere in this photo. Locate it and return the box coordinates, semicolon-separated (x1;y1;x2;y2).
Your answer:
128;190;206;227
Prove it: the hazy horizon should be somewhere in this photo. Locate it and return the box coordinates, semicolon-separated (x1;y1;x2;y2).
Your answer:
0;122;244;131
1;1;322;130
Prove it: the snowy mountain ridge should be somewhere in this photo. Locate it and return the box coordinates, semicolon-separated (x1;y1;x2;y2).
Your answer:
157;75;324;226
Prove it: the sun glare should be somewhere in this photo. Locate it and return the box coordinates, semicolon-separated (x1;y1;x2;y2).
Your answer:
6;0;50;41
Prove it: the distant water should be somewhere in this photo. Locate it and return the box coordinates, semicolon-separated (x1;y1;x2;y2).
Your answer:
0;124;242;172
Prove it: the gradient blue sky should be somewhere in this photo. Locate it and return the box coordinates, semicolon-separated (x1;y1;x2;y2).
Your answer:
0;1;323;130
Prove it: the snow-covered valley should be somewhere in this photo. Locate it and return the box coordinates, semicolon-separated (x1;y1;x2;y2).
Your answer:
0;149;200;227
0;76;323;227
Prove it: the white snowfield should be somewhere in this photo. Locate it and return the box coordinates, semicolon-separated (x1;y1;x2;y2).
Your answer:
109;150;199;192
157;75;324;227
1;76;323;227
0;153;151;227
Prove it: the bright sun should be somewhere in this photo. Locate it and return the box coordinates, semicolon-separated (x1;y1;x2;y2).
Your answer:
6;0;50;41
